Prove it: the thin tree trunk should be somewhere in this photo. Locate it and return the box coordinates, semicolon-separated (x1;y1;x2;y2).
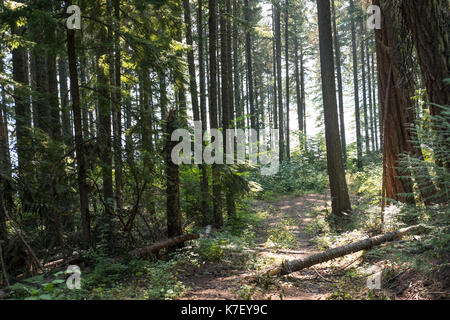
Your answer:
165;110;183;247
275;3;284;162
96;45;115;222
0;57;10;245
244;0;256;133
367;38;376;152
58;58;73;145
285;0;290;160
12;28;33;211
360;19;370;155
113;0;123;211
294;29;303;148
67;21;91;249
233;0;242;130
209;0;223;228
350;0;363;171
272;5;278;133
301;42;306;148
197;0;211;225
331;0;346;164
224;0;236;218
371;51;379;151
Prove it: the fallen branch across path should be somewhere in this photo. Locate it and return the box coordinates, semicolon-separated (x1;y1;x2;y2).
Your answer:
267;225;427;277
130;234;202;258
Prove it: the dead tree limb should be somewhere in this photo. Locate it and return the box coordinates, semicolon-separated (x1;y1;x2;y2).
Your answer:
267;225;426;277
130;234;202;258
1;198;45;274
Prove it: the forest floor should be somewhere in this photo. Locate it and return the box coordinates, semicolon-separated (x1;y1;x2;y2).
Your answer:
3;194;448;300
174;193;449;300
177;194;353;300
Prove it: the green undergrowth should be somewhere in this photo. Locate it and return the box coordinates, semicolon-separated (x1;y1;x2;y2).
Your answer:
4;203;269;300
303;161;449;299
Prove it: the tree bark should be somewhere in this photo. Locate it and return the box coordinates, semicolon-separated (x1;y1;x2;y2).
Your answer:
67;22;91;249
331;0;346;164
197;0;211;225
350;0;363;171
165;110;183;246
360;19;370;155
12;28;33;213
294;28;303;147
401;0;450;169
130;234;201;258
375;0;438;205
209;0;223;228
284;0;290;160
58;58;73;145
275;3;284;162
317;0;352;216
367;38;376;152
222;0;236;218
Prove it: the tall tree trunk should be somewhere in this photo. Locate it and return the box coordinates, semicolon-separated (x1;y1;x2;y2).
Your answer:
197;0;211;225
113;0;123;211
317;0;352;216
96;45;115;221
272;5;278;134
224;0;236;218
244;0;256;135
401;0;450;169
0;53;11;245
350;0;363;171
301;42;306;148
58;58;73;145
165;110;183;246
12;29;33;209
274;3;284;162
367;38;376;152
233;0;242;130
331;0;346;164
209;0;223;228
47;54;61;141
294;28;303;147
375;0;436;206
285;0;290;160
67;21;91;249
372;51;380;151
360;19;370;155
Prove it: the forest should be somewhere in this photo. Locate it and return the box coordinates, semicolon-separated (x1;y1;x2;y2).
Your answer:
0;0;448;301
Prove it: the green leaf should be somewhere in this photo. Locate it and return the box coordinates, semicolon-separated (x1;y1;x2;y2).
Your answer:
43;283;54;292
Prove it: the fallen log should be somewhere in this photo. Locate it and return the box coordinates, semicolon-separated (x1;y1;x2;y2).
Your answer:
130;234;202;258
43;255;83;270
267;225;427;277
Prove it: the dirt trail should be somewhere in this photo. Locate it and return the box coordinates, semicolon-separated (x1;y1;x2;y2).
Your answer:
178;194;339;300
